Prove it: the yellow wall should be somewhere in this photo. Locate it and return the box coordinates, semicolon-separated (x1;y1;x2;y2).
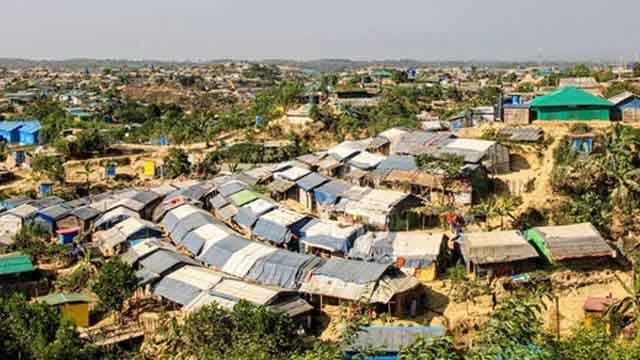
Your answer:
61;303;89;328
143;161;155;177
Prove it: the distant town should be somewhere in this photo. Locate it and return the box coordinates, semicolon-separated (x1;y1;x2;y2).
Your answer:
1;58;640;359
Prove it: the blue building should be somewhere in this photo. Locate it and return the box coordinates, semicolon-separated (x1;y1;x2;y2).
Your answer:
0;120;42;145
18;121;42;145
609;91;640;122
0;122;22;144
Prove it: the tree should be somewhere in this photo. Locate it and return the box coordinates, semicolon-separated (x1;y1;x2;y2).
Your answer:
398;336;461;360
163;148;191;179
515;82;535;93
158;301;304;360
634;63;640;78
467;297;548;359
31;154;65;185
78;162;92;192
0;294;98;360
92;257;137;313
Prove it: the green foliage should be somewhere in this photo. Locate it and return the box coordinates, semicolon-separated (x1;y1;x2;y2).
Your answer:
566;64;592;78
55;128;111;159
515;82;535;93
551;125;640;237
162;301;304;360
10;225;70;262
92;257;137;312
31;154;65;184
398;336;461;360
163;148;191;179
0;294;98;360
213;140;309;165
634;63;640;78
416;154;465;180
467;297;548;359
603;81;640;99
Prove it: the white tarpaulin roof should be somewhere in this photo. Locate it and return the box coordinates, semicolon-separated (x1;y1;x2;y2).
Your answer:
274;166;311;182
221;242;277;278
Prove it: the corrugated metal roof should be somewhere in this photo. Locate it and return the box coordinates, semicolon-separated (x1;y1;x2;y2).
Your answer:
252;218;292;245
267;178;296;194
222;242;277;278
313;180;352;205
462;230;538;265
274;166;311;181
93;207;140;230
37;204;73;220
36;292;91;305
347;151;386;170
217;204;238;220
161;205;202;233
198;235;251;269
70;206;100;221
375;155;417;174
313;258;390;284
298;218;363;253
531;86;612;107
183;223;231;256
5;203;39;219
295;172;330;191
210;194;230;209
170;211;216;244
532;223;614;261
346;326;446;352
0;253;34;275
229;190;260;207
218;180;247;197
246;250;322;289
139;249;197;275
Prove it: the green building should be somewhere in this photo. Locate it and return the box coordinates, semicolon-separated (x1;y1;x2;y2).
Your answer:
530;86;613;121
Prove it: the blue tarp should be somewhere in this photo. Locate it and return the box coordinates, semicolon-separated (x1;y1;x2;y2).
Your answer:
170;212;216;244
181;231;208;255
313;258;390;284
313;180;351;205
246;250;322;289
252;218;292;245
233;207;260;229
296;219;359;254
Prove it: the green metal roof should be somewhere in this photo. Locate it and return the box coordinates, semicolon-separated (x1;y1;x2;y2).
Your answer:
230;190;260;207
36;292;91;305
531;86;613;108
0;254;34;275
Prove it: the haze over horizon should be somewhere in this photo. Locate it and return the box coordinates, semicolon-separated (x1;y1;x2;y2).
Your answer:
3;0;640;62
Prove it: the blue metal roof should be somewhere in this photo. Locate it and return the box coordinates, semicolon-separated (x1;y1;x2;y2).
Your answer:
0;120;41;133
314;180;351;205
0;122;24;132
19;121;42;134
296;172;330;192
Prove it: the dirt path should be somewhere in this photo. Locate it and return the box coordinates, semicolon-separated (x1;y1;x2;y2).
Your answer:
518;134;563;210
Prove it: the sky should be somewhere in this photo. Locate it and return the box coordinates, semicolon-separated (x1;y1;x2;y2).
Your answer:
2;0;639;62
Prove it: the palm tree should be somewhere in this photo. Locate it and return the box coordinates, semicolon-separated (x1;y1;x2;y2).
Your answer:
78;162;92;192
607;254;640;334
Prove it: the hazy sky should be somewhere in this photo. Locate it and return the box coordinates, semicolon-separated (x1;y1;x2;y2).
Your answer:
2;0;639;61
